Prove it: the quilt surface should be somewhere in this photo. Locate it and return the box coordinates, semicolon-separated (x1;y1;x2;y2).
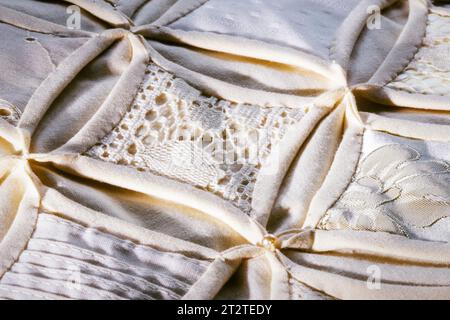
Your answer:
0;0;449;300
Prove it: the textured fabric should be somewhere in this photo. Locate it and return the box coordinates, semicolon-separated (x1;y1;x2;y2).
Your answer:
321;130;450;241
168;0;361;60
1;0;450;301
86;62;308;214
387;10;450;96
0;213;211;300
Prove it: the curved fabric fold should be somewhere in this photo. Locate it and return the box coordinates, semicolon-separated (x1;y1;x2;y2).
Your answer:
18;29;147;154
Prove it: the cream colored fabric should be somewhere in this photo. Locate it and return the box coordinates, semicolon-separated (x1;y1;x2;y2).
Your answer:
0;213;212;300
1;0;450;300
386;10;450;96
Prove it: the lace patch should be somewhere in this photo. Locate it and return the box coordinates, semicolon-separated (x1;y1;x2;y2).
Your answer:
0;99;21;125
386;10;450;96
319;134;450;239
86;63;307;214
289;277;333;300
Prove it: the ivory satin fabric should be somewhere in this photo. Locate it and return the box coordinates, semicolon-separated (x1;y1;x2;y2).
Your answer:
0;0;450;300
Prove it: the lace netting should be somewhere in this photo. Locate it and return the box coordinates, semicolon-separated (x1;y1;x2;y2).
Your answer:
386;10;450;96
86;63;307;214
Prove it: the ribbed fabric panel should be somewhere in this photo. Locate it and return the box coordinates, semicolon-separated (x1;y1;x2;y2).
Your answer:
0;213;211;300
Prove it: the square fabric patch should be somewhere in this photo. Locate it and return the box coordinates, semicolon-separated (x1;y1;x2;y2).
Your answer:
386;10;450;96
320;129;450;242
168;0;360;60
86;62;312;215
